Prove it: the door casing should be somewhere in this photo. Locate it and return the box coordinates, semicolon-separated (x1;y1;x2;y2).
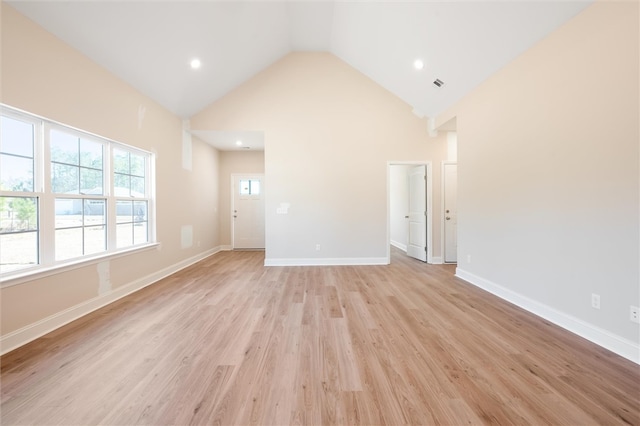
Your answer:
387;161;433;264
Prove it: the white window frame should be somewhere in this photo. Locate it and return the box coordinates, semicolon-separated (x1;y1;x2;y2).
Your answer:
0;104;157;287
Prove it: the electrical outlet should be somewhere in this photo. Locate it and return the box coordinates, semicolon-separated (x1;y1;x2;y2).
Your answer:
315;244;321;251
591;293;600;310
630;306;640;324
467;254;472;264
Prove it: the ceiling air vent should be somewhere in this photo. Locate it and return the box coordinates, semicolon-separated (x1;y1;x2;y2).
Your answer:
433;78;444;88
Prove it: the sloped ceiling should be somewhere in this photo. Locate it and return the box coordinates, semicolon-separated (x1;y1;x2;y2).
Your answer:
7;0;591;145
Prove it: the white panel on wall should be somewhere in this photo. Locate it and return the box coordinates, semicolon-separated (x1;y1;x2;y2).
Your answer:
97;261;111;295
181;225;193;249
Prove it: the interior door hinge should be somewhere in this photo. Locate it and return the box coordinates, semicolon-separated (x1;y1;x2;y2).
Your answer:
425;246;427;252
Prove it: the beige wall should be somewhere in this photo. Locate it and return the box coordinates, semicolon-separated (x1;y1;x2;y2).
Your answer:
192;52;448;263
1;5;220;337
219;151;265;247
436;1;639;350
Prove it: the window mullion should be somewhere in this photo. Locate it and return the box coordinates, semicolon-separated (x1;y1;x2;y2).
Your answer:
40;123;55;266
106;144;117;252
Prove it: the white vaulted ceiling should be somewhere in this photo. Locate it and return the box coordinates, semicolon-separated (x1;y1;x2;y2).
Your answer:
8;1;591;124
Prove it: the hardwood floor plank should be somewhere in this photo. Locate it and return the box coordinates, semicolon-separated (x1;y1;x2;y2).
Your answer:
1;248;638;425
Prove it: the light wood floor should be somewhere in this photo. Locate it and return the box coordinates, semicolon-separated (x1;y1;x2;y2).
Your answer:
1;249;638;425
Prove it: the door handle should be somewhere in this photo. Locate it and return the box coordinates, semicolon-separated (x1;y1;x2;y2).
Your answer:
404;215;409;219
446;217;451;220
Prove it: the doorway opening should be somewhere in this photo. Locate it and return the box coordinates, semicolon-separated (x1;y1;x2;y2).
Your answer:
387;162;433;264
231;174;265;249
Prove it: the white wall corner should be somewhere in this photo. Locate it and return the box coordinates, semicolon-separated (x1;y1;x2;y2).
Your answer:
391;240;408;252
455;268;640;365
427;117;438;137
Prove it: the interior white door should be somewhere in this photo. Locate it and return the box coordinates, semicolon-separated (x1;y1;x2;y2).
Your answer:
232;174;265;249
444;163;458;263
406;165;427;262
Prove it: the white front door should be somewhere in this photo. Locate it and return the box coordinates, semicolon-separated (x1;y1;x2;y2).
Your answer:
406;165;427;262
232;174;265;249
443;163;457;263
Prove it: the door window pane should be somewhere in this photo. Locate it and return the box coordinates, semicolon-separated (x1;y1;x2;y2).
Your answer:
239;179;260;195
250;180;260;195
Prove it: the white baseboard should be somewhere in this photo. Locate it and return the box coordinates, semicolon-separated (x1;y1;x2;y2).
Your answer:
455;268;640;365
431;256;443;264
219;245;232;251
0;246;222;356
265;257;389;267
390;240;407;252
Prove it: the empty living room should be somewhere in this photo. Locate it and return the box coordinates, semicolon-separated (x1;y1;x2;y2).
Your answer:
1;0;638;425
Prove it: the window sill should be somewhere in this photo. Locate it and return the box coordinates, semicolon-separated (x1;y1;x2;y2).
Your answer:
0;243;160;288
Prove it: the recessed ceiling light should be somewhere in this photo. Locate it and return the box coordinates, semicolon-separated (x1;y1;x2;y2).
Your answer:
190;58;201;69
413;59;424;70
235;140;243;146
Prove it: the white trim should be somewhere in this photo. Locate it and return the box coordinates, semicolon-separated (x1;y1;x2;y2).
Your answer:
220;245;233;251
265;257;388;267
390;240;407;252
431;256;443;264
441;161;457;264
455;268;640;365
1;243;159;287
386;161;433;264
0;246;223;356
